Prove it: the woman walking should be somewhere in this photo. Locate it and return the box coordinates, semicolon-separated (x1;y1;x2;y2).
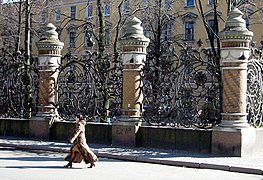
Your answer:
64;114;98;168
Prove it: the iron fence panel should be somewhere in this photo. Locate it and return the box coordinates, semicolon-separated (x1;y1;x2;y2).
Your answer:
142;43;221;128
56;52;122;121
0;50;38;118
247;46;263;128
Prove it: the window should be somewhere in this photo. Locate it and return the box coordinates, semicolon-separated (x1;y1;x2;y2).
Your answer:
40;12;46;24
70;6;76;20
245;17;250;30
104;3;110;16
208;0;215;6
143;0;150;7
84;31;93;47
122;0;130;14
56;27;62;39
186;0;194;7
163;23;172;41
185;22;194;41
86;5;92;18
164;0;172;10
54;9;60;22
69;31;76;48
208;19;217;38
144;28;150;38
105;29;110;46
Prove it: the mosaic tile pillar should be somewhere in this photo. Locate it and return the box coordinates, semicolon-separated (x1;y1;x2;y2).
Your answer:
212;8;256;156
112;17;149;146
30;23;64;139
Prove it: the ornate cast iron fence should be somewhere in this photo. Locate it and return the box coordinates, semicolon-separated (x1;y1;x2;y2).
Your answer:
247;45;263;128
142;42;221;128
1;43;263;128
56;51;122;121
0;49;38;118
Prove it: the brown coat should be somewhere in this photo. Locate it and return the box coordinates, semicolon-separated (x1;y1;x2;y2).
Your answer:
65;120;98;164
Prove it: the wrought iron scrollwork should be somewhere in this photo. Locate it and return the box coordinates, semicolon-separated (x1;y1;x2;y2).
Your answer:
247;46;263;128
142;41;221;128
1;40;262;129
56;51;122;121
0;49;38;118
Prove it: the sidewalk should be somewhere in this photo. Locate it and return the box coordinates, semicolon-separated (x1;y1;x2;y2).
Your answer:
0;136;262;175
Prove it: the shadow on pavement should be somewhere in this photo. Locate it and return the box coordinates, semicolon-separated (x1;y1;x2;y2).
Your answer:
0;165;84;169
0;156;63;162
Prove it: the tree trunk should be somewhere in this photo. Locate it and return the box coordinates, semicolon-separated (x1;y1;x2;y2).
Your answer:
15;0;23;53
97;0;109;121
24;0;32;118
97;0;105;53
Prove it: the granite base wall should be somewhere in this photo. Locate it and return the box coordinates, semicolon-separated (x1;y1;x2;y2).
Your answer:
1;118;262;155
136;126;212;153
49;122;112;145
0;118;29;138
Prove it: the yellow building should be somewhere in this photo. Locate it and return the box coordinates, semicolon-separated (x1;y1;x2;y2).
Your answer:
2;0;263;56
32;0;124;56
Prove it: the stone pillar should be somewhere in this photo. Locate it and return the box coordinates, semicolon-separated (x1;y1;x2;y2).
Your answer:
112;17;149;146
212;8;255;156
30;23;64;139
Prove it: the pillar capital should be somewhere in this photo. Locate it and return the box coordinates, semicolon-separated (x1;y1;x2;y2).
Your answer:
119;17;150;53
36;23;64;57
219;8;253;48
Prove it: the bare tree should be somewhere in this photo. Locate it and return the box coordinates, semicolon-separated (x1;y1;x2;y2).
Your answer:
0;0;53;118
136;0;183;101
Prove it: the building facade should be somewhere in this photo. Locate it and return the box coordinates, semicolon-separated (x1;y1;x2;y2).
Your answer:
1;0;263;56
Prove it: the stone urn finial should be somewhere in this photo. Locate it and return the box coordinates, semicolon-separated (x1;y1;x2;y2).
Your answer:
120;17;150;43
36;23;64;55
122;17;144;39
119;17;150;50
219;8;253;41
42;23;59;40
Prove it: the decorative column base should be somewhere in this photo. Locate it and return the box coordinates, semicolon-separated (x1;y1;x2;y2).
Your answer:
30;111;60;140
112;117;142;147
220;113;250;128
29;117;49;140
212;127;256;157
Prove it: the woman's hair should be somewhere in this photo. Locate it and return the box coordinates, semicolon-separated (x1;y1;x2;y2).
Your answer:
76;114;84;120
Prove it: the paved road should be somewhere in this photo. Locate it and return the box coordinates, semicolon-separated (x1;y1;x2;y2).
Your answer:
0;147;262;180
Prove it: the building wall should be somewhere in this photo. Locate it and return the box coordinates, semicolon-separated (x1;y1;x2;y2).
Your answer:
31;0;122;56
1;1;262;56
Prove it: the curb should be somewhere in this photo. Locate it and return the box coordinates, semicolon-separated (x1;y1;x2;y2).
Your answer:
0;142;262;175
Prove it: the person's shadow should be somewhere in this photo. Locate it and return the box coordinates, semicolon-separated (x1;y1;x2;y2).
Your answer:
0;156;84;169
1;165;83;169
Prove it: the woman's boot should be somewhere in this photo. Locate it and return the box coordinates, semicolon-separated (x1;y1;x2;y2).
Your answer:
64;161;72;168
88;162;95;168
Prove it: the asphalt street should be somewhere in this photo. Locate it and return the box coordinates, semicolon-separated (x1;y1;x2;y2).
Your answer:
0;147;262;180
